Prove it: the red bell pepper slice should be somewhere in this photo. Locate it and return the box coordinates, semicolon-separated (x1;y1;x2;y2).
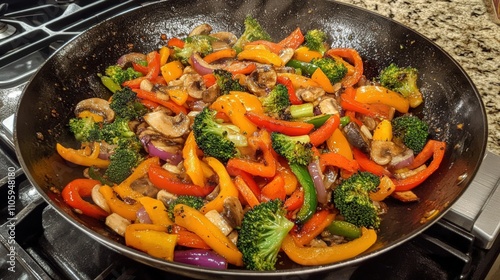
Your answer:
352;148;391;177
284;188;304;212
260;175;286;201
245;111;314;136
167;37;185;48
276;75;302;105
326;48;363;88
309;114;340;146
278;27;305;49
393;140;446;191
170;225;211;249
132;88;187;115
227;166;261;199
61;179;108;220
319;152;360;173
202;73;216;88
132;62;149;75
148;164;215;197
292;209;335;246
145;51;160;80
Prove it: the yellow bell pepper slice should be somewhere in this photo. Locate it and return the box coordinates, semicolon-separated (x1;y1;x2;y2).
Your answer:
99;185;142;221
293;46;322;63
183;131;205;187
311;68;336;93
277;73;320;89
326;129;353;160
56;142;110;168
138;196;173;227
161;60;184;83
113;157;160;200
372;119;393;141
237;48;283;67
229;91;264;114
281;227;377;266
125;223;177;261
210;94;258;136
167;89;188;106
174;204;243;266
159;46;170;66
200;157;239;214
355;85;410;113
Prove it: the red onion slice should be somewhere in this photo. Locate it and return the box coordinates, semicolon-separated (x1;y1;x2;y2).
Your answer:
147;142;182;165
174;249;228;270
390;149;415;170
136;207;152;224
308;160;328;204
116;52;147;67
191;53;221;75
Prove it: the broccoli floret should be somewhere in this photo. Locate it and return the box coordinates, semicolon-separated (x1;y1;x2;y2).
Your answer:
193;107;247;163
173;35;215;64
260;84;291;119
109;87;148;120
333;172;381;229
379;63;423;107
311;57;348;85
167;195;204;220
237;199;294;271
271;132;313;166
304;29;328;54
104;145;141;184
233;15;272;53
68;117;101;142
213;69;246;95
100;117;136;145
104;65;142;85
392;115;429;154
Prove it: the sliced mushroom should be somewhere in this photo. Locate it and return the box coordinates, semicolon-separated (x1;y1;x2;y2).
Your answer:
130;177;159;198
205;209;233;236
296;87;326;102
182;73;206;99
370;140;405;166
105;213;131;236
246;65;277;96
210;32;238;47
156;189;178;206
143;111;190;138
140;79;154;92
279;48;295;65
343;121;371;154
189;23;212;36
91;185;110;213
222;196;244;228
318;96;340;115
74;98;115;123
202;84;220;103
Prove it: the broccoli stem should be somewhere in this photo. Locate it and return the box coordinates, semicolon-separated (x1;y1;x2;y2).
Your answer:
290;103;314;119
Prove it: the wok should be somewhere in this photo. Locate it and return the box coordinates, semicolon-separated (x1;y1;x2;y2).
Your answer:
14;0;487;278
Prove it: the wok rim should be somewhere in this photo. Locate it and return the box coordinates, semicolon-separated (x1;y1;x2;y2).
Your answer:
13;0;488;277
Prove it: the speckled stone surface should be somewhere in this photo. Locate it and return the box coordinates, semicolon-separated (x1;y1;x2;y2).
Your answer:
337;0;500;155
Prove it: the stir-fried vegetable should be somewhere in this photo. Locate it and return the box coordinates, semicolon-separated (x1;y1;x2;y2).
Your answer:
56;18;446;271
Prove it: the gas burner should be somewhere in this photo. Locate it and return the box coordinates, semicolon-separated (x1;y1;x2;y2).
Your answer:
0;4;15;40
0;21;16;40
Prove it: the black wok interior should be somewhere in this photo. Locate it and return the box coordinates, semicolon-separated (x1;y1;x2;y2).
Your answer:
14;0;487;278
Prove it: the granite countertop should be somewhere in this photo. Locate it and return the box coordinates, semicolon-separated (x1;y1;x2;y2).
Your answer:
337;0;500;155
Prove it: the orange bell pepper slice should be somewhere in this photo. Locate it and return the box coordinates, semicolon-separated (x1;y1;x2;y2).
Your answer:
355;85;409;114
234;175;260;208
292;209;336;246
99;184;142;221
260;175;286;201
56;142;110;168
200;157;239;214
352;148;392;177
319;152;360;174
133;88;187;115
326;128;353;160
203;48;237;63
281;227;377;266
